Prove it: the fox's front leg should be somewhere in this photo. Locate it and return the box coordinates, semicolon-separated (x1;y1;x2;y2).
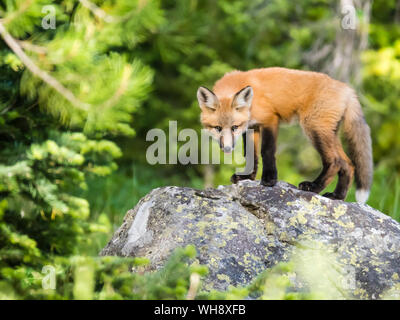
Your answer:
230;129;259;183
260;125;278;187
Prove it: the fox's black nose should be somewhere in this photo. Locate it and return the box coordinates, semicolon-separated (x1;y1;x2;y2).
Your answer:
223;146;232;153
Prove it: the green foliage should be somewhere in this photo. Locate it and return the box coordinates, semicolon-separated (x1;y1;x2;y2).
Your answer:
198;261;301;300
11;0;160;136
0;242;360;300
0;0;157;299
362;41;400;172
0;245;206;300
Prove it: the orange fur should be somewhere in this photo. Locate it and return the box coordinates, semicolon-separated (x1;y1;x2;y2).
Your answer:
198;67;373;202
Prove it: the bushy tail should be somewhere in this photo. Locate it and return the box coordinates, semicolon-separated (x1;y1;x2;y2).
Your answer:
343;94;373;204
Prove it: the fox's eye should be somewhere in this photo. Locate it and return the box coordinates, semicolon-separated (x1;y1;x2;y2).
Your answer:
231;125;238;132
214;126;222;132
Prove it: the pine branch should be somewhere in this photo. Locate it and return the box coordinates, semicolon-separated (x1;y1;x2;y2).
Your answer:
0;21;89;112
78;0;141;24
98;65;132;110
18;40;47;54
2;0;34;24
79;0;115;23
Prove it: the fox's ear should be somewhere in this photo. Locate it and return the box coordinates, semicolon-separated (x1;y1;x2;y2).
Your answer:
232;86;253;109
197;86;219;110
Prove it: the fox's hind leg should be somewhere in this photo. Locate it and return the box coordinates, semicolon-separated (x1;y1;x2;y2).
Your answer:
298;129;340;193
322;137;354;200
299;120;354;199
231;128;259;183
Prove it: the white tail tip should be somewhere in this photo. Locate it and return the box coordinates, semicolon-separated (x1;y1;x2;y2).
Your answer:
356;189;370;204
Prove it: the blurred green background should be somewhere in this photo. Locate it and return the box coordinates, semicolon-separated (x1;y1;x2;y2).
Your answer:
0;0;400;299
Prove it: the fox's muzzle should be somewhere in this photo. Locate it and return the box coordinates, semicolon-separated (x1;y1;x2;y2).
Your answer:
219;129;235;153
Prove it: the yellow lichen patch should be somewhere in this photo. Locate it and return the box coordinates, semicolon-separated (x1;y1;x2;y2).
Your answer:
215;218;240;241
354;287;368;299
287;197;330;223
243;252;252;265
217;240;227;248
176;205;184;213
392;273;399;280
217;274;231;283
305;197;322;212
349;252;358;266
310;196;321;206
316;210;328;217
196;221;209;237
369;259;384;268
209;257;219;269
279;231;292;243
289;209;308;226
183;213;196;219
242;252;260;272
264;251;272;260
336;219;354;229
333;205;347;219
301;197;330;216
265;221;276;235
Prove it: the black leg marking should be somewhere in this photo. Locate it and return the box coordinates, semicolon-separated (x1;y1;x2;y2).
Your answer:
242;132;247;157
323;163;351;200
260;127;277;187
299;132;338;193
231;131;258;183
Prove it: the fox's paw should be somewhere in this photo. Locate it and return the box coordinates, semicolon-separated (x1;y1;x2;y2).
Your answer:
322;192;345;201
298;181;319;192
260;179;277;187
230;174;240;184
230;173;255;184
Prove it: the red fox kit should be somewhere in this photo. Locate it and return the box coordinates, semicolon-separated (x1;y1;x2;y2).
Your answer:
197;67;373;203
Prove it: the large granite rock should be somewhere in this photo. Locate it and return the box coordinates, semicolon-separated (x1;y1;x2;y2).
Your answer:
100;180;400;299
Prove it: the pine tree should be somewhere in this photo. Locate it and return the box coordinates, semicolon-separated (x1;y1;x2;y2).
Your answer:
0;0;162;298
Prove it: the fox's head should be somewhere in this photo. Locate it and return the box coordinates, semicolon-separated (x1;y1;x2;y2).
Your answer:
197;86;253;153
